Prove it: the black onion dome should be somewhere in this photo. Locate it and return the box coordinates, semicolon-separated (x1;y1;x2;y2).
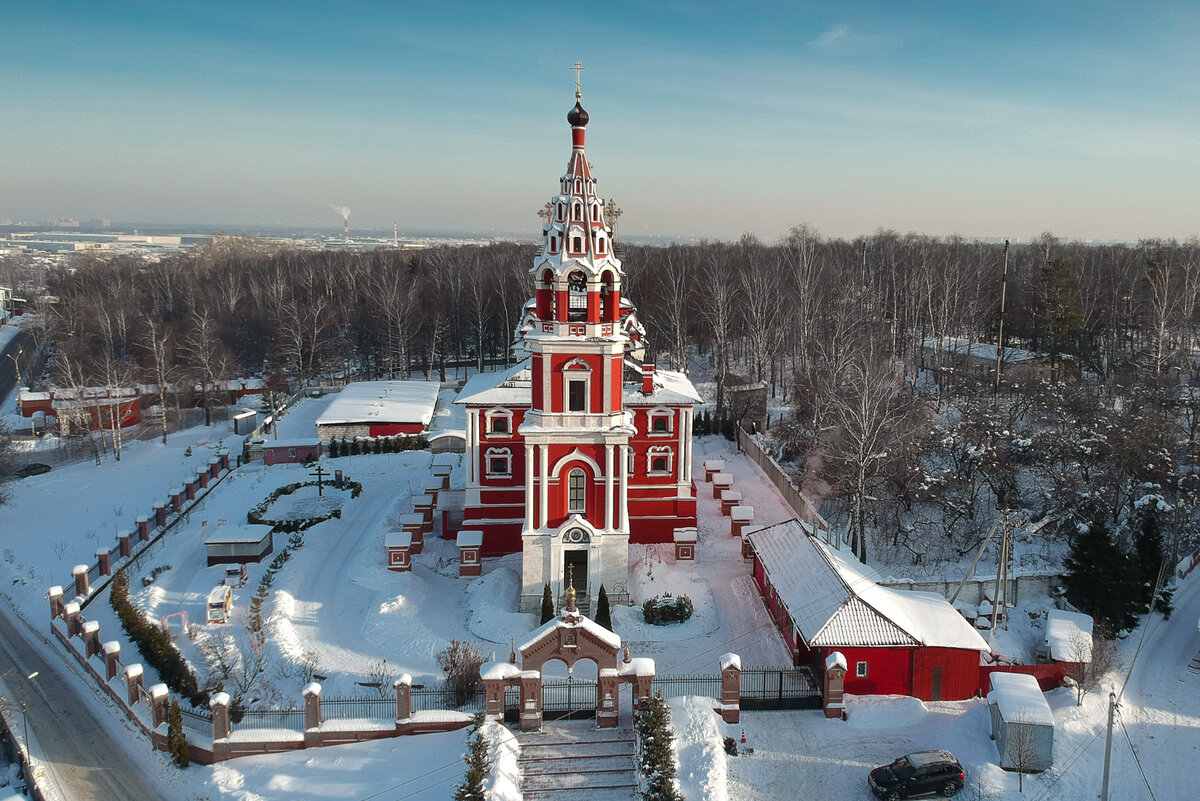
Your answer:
567;101;589;127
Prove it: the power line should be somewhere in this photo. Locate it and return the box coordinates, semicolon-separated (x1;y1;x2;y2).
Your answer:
1117;709;1159;801
354;755;464;801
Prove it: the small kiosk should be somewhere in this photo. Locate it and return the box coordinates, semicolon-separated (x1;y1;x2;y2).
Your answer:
206;585;233;624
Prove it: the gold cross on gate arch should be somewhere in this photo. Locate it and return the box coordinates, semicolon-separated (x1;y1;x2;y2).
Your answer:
571;61;585;98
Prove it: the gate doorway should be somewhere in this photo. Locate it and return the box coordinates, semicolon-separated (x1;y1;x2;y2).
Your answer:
542;676;598;721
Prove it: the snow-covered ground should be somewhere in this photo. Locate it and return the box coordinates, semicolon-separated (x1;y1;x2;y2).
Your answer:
3;376;1198;800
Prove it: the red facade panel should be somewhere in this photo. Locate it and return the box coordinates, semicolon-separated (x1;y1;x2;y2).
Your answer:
368;423;424;436
822;646;913;697
912;646;982;701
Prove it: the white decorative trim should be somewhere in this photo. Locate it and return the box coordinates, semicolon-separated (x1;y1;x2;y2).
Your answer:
647;445;673;476
485;447;513;478
550;448;603;479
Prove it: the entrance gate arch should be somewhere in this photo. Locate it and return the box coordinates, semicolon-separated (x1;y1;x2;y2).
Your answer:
480;589;654;731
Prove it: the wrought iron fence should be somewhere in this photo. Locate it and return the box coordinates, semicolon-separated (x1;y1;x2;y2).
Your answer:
180;707;213;736
236;709;306;731
739;667;821;710
651;674;722;700
410;684;485;714
321;696;395;721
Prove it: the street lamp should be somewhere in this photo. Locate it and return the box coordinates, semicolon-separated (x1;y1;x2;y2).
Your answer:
20;671;37;758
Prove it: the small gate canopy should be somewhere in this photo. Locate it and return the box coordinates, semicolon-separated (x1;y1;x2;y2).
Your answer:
520;607;623;673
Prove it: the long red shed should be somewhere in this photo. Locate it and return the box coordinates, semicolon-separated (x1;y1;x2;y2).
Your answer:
746;519;989;701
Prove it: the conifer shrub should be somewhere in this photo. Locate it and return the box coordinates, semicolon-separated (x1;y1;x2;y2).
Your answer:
329;438;341;458
167;698;190;767
540;583;555;624
453;712;491;801
595;584;613;631
637;694;681;801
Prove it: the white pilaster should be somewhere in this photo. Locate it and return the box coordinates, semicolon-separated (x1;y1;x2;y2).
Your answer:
604;444;614;529
539;444;549;529
524;444;534;531
619;445;629;533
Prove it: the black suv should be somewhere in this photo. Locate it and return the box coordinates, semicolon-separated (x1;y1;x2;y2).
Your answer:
15;463;51;478
868;750;964;799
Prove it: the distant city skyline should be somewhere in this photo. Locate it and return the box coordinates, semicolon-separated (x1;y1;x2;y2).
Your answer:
6;1;1199;243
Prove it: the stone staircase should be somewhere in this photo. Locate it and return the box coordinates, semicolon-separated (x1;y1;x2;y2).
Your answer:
518;723;638;801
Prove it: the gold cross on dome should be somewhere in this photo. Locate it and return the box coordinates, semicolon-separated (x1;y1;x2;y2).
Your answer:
571;61;585;99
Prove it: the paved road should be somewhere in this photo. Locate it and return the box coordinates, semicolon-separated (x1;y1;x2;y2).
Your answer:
0;605;165;801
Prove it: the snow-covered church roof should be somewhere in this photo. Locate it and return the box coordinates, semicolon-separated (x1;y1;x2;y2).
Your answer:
454;360;532;406
746;519;988;652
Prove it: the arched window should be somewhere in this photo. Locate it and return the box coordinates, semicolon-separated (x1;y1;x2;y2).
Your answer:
575;179;581;193
592;205;600;221
596;236;605;255
556;203;565;222
567;271;587;321
648;408;673;435
549;236;558;254
486;447;512;478
572;203;582;222
647;446;673;475
568;468;586;515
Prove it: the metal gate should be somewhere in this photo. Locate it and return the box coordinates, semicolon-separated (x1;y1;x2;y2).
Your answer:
740;667;822;710
504;685;521;723
542;677;597;721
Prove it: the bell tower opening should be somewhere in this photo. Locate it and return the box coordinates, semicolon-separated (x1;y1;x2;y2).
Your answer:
567;271;587;321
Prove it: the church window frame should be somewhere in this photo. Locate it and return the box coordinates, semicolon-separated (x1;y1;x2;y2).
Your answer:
556;202;565;222
484;408;512;437
572;202;582;222
647;407;673;436
567;468;587;515
485;447;512;478
567;379;587;412
549;235;558;255
647;445;673;475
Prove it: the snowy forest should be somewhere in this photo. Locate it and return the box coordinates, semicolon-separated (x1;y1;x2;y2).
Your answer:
4;228;1199;628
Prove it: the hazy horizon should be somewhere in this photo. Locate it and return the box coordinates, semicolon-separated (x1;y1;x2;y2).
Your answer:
6;2;1199;243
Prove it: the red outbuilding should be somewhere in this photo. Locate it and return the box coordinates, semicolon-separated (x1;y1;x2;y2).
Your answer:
260;438;322;465
746;519;989;701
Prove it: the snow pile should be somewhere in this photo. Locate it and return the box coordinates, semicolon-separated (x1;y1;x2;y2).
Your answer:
484;719;522;801
670;696;729;801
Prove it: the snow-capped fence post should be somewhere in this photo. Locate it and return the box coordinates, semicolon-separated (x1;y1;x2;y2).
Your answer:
597;671;620;728
303;682;322;745
82;620;101;658
169;488;183;513
125;664;144;705
210;692;231;740
64;602;81;636
136;516;150;540
185;480;196;501
72;564;90;597
117;531;132;558
149;684;169;727
153;502;167;528
719;653;741;724
96;548;111;577
197;469;209;490
394;674;412;724
219;450;230;471
48;586;64;619
103;641;121;680
208;458;220;480
823;651;848;719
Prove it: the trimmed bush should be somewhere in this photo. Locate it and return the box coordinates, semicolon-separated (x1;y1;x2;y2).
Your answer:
642;594;693;625
110;571;206;706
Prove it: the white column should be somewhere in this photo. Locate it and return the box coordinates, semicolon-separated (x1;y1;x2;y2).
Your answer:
524;444;534;531
682;408;692;483
619;445;629;533
604;444;614;530
677;409;686;484
539;444;549;529
467;411;477;484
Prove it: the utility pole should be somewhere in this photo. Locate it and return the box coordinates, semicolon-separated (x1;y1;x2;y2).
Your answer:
20;671;38;759
988;511;1010;646
1101;691;1117;801
994;240;1009;399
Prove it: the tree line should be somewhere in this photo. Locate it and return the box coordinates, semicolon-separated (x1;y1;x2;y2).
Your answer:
6;229;1200;584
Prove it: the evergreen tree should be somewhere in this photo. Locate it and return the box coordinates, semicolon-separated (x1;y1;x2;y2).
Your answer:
1135;505;1174;618
329;438;341;458
167;698;190;768
540;583;555;624
1063;518;1142;632
595;584;613;631
636;694;681;801
453;712;490;801
350;438;361;456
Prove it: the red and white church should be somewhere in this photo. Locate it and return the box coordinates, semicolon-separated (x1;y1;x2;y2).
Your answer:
456;88;701;614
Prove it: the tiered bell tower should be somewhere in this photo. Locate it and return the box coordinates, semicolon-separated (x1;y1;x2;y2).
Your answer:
518;75;635;613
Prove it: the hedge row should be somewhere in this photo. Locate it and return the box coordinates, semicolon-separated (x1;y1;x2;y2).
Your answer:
329;435;426;457
110;570;208;707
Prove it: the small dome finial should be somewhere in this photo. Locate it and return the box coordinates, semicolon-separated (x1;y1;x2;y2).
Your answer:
568;61;589;127
565;564;577;613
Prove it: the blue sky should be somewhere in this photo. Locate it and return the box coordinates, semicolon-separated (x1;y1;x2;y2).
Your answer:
4;1;1198;241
